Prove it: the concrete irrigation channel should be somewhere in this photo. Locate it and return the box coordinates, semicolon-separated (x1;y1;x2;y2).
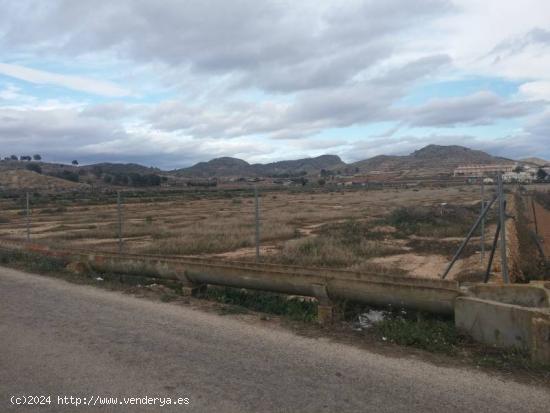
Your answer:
1;237;549;363
0;238;459;316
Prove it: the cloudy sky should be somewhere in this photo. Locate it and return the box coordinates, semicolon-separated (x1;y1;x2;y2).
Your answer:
0;0;549;169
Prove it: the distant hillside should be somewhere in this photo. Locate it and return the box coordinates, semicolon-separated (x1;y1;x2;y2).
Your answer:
0;169;86;191
81;162;160;175
0;144;523;185
520;157;549;167
0;159;166;190
175;155;346;178
351;145;513;178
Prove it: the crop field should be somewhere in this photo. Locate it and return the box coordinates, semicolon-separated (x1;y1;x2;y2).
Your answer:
0;185;496;280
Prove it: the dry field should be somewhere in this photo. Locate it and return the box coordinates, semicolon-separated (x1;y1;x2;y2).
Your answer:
0;185;496;280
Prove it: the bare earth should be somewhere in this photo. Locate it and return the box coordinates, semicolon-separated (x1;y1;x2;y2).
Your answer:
1;267;549;413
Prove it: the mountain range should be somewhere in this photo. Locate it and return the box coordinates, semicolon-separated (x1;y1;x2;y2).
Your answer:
173;145;516;178
1;144;543;190
173;154;346;178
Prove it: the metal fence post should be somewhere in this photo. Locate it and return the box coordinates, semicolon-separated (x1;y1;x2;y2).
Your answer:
480;179;485;264
254;185;260;262
497;173;510;283
117;191;123;254
26;192;31;242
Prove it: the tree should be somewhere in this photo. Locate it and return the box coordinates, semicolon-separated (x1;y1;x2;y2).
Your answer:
72;160;79;166
33;154;42;161
513;165;524;173
318;178;326;186
537;168;548;181
20;155;32;161
9;155;18;160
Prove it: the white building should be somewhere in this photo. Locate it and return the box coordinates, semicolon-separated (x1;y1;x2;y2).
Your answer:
453;164;515;177
502;170;535;183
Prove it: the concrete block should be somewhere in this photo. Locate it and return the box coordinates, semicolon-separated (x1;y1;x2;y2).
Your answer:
317;304;338;325
455;297;535;349
531;318;550;365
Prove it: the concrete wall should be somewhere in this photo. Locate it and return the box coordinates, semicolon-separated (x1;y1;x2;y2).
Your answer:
456;283;550;363
0;238;460;315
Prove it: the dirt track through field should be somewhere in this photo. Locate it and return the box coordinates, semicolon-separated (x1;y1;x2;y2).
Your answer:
531;200;550;257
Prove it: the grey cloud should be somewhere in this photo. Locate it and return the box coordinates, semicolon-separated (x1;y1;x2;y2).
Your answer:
489;27;550;58
0;0;453;93
406;91;542;127
0;107;126;145
376;55;451;86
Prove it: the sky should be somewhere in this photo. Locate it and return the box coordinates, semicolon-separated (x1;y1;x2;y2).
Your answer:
0;0;549;169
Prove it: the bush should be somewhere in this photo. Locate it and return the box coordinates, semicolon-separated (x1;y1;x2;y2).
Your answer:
52;170;79;182
26;163;42;174
386;205;482;238
197;286;318;322
0;249;67;274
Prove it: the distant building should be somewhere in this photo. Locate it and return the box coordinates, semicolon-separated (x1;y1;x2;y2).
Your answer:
453;164;515;177
503;170;535;183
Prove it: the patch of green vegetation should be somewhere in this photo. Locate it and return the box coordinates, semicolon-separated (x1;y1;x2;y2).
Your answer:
196;286;318;322
473;347;538;371
372;311;460;354
386;205;488;238
0;249;67;274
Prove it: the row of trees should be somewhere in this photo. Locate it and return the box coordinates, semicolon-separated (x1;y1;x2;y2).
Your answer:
3;154;42;161
103;172;166;187
2;154;79;165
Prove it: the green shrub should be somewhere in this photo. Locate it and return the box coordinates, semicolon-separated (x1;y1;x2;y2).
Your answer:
372;311;460;354
0;249;67;274
197;286;318;322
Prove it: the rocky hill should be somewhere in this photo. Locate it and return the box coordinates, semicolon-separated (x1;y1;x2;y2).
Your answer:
0;145;525;188
174;154;346;178
351;145;514;178
520;157;549;167
80;162;160;176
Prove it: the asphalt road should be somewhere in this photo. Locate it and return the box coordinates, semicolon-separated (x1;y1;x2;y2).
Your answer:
1;267;549;413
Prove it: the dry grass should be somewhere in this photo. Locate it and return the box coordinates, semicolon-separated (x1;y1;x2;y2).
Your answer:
0;185;484;277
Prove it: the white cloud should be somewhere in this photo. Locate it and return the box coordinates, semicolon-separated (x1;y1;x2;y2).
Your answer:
0;63;130;97
518;81;550;101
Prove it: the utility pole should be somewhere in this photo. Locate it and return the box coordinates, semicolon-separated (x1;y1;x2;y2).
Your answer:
480;178;485;264
117;191;123;254
25;192;31;242
497;173;510;283
254;185;260;262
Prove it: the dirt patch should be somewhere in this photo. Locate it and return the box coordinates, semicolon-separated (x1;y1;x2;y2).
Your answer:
367;253;456;279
